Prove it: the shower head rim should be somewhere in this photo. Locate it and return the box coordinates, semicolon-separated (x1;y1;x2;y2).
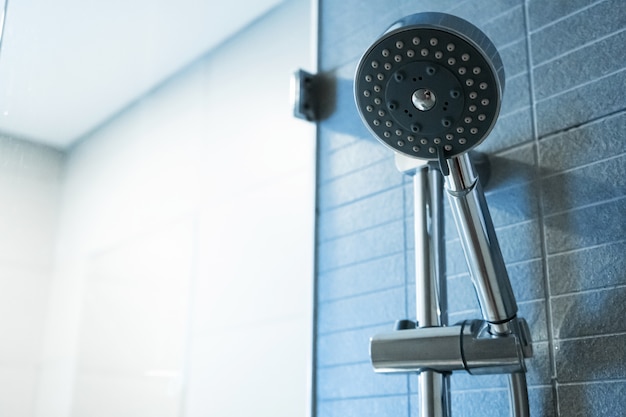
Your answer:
354;12;505;161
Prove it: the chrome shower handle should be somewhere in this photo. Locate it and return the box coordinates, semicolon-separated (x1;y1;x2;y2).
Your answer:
444;153;518;329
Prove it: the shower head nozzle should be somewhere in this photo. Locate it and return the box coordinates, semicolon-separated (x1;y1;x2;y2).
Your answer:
354;12;504;161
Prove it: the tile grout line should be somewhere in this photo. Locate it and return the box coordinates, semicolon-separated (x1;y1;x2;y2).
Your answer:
475;104;624;166
317;319;402;337
317;282;406;305
498;103;531;120
546;237;626;258
498;36;526;52
535;67;626;104
448;308;481;317
550;283;626;300
529;0;607;34
318;217;407;245
447;255;544;280
523;2;561;415
445;218;538;245
445;0;473;15
555;331;626;343
317;249;405;276
318;156;396;186
543;194;626;221
317;392;417;403
540;150;626;181
318;182;405;212
558;378;626;387
317;359;373;370
318;155;393;185
506;70;530;82
537;107;626;142
533;26;626;69
482;3;523;27
517;298;547;306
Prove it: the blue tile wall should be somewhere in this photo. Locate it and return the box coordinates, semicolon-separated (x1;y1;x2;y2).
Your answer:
314;1;626;416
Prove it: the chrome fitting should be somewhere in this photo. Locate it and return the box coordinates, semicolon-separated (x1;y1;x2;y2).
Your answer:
370;318;532;375
444;153;477;194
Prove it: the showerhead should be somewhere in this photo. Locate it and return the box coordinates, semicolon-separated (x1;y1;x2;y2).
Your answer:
354;13;504;162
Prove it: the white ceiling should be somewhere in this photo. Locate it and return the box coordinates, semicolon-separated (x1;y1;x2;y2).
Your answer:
0;0;284;148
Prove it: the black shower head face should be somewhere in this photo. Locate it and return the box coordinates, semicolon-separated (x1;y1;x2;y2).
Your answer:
355;13;505;160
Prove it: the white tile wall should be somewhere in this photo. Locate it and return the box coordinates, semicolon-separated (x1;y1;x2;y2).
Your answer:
0;367;38;417
33;1;315;416
194;172;315;329
76;221;193;377
71;374;181;417
0;136;63;417
0;265;49;363
184;317;311;417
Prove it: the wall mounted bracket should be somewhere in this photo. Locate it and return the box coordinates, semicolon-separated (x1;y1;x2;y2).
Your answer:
291;69;320;121
291;69;336;122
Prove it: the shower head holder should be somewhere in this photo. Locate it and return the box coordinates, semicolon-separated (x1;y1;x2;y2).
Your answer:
354;13;505;165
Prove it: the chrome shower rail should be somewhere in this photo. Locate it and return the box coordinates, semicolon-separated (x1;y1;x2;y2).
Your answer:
413;163;450;417
372;153;533;417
